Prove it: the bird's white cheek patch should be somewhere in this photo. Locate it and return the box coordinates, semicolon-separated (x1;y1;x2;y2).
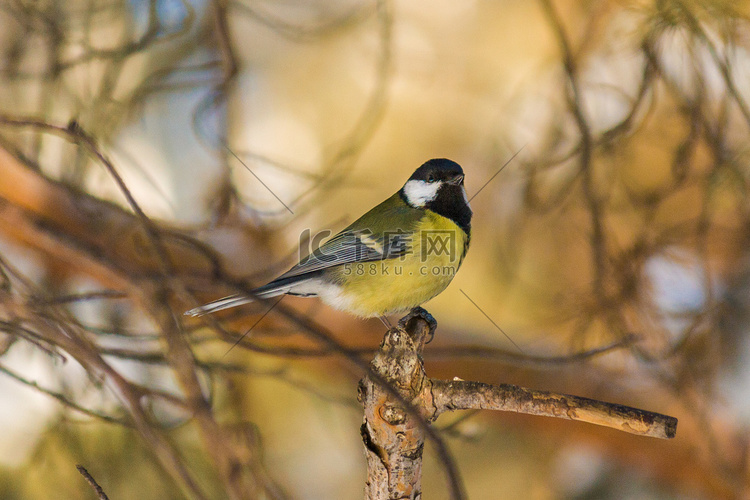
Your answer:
403;180;441;208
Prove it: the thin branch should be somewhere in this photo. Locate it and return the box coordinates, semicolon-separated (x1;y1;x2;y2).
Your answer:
76;465;110;500
431;379;677;440
426;334;638;365
0;363;132;426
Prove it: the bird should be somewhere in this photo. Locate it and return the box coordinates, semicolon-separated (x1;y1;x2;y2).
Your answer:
186;158;472;326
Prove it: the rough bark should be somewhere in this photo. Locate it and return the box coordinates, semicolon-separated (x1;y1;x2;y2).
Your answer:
359;309;436;500
359;308;677;500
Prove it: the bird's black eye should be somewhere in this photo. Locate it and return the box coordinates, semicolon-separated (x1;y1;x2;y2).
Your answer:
427;174;436;183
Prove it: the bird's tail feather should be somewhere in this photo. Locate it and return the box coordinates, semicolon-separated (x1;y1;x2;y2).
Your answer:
184;276;313;317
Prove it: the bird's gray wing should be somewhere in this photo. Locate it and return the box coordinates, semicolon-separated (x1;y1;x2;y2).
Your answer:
276;228;412;280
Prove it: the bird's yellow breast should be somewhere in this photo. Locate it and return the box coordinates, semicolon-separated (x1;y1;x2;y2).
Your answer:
326;211;468;317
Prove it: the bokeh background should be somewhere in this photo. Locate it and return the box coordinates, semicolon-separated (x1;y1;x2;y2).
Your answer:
0;0;749;498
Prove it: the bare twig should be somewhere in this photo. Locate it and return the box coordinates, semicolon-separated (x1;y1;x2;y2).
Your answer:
76;465;110;500
431;380;677;439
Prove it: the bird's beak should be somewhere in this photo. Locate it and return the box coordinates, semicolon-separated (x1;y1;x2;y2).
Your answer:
448;174;464;186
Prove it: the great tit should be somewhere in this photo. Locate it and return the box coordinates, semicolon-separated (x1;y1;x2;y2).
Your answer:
187;158;472;323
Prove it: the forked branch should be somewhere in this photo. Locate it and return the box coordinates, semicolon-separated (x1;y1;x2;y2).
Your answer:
359;308;677;500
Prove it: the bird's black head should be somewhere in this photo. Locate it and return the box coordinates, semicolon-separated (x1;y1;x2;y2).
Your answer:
400;158;472;237
408;158;465;184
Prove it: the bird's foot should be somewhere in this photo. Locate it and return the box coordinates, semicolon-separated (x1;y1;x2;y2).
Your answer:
398;307;437;344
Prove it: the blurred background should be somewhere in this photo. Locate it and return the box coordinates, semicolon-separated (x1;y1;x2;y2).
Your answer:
0;0;748;498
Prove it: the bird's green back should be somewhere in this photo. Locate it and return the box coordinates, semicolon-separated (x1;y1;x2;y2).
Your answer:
338;192;424;237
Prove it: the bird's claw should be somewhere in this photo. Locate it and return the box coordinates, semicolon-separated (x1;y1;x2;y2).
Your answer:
398;307;437;343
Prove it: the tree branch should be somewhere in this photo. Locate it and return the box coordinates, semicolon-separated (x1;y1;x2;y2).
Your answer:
431;379;677;440
360;308;678;499
76;465;110;500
